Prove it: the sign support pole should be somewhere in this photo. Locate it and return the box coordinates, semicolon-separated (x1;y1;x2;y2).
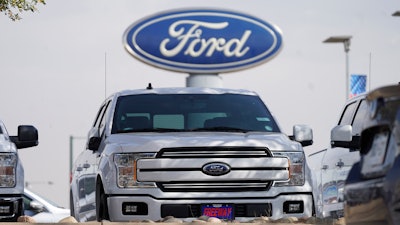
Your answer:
186;74;223;88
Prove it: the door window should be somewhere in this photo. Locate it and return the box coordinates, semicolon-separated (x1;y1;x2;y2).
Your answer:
351;100;368;135
338;101;358;125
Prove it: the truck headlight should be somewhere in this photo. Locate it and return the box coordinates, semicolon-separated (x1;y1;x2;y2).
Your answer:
0;153;17;187
114;153;156;188
273;152;305;186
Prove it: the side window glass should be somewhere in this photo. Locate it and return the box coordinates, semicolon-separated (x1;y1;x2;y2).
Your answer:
23;194;39;217
338;101;358;125
99;101;111;136
351;100;368;135
0;123;10;140
93;104;106;128
78;179;85;199
85;176;96;195
23;195;32;212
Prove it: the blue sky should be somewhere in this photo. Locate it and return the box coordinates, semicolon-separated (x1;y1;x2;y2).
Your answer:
1;0;399;207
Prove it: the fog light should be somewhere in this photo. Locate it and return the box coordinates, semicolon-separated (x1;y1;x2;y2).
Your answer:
125;205;137;213
0;205;11;214
283;201;303;214
122;202;148;215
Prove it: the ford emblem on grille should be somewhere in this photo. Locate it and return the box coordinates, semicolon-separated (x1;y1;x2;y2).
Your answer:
202;162;231;176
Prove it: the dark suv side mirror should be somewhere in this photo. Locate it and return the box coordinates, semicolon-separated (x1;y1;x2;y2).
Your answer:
10;125;39;149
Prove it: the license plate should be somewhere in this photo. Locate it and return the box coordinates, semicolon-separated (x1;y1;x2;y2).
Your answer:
201;204;234;220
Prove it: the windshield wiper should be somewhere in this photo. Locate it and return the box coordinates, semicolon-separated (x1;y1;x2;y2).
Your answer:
191;126;249;133
116;128;185;133
116;127;251;133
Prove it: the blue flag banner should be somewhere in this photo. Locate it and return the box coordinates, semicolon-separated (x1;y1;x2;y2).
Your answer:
350;74;367;98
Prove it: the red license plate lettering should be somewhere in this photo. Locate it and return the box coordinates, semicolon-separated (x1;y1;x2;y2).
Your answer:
201;204;234;220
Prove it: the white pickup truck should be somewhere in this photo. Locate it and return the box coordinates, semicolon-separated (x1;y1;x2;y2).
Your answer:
0;119;38;221
70;86;314;222
308;93;368;218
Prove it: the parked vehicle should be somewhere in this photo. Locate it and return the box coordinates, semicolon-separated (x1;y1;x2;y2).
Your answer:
23;188;70;223
0;119;38;221
344;84;400;225
308;92;369;218
70;85;314;222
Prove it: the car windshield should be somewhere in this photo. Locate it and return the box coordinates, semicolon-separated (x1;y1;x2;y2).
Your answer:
111;93;280;134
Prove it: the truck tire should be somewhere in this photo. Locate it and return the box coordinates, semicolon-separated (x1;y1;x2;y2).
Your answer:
96;178;110;221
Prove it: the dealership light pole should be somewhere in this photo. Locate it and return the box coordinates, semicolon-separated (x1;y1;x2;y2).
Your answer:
323;36;352;100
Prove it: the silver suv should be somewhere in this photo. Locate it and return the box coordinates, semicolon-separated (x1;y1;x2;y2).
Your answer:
70;86;314;222
0;119;38;221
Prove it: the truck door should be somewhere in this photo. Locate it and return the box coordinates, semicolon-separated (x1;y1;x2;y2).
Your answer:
320;98;366;216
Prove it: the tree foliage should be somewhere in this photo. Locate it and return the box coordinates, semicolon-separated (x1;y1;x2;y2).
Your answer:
0;0;45;21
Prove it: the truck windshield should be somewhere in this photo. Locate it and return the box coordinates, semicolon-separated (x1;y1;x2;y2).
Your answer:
111;93;280;134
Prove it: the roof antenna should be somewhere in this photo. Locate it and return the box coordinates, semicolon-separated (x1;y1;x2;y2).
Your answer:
146;83;153;90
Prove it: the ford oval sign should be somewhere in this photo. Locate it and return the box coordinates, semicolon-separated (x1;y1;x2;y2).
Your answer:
202;162;231;176
123;8;283;74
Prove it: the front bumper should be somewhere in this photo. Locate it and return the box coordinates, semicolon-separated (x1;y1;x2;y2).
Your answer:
0;195;23;222
107;193;313;222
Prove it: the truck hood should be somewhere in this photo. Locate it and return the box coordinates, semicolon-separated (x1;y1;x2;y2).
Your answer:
106;132;302;153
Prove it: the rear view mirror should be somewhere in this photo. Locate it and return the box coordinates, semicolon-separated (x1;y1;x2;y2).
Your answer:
86;127;102;151
292;125;313;147
88;137;101;151
331;125;352;142
29;201;44;212
10;125;39;149
331;125;360;150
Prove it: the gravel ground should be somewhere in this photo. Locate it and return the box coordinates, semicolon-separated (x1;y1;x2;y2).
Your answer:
18;215;346;224
125;216;346;225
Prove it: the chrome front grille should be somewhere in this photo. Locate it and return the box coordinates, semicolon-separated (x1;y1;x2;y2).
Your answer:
157;147;273;158
138;147;287;192
158;181;272;192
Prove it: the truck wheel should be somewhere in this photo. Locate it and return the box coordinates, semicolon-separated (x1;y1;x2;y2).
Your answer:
96;179;110;221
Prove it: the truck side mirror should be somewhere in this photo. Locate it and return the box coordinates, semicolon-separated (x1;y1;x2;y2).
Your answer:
88;137;101;151
292;125;313;147
10;125;39;149
29;201;44;212
330;125;360;150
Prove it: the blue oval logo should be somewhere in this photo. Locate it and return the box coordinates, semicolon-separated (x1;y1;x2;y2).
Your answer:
202;162;231;176
123;8;283;74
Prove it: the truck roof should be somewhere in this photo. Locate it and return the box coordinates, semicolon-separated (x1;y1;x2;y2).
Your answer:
366;83;400;101
112;86;259;98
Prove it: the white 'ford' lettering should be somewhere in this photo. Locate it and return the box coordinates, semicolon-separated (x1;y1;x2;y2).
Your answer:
159;20;251;58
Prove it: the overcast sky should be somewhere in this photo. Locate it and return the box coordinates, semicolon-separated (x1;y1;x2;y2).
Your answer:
1;0;399;208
